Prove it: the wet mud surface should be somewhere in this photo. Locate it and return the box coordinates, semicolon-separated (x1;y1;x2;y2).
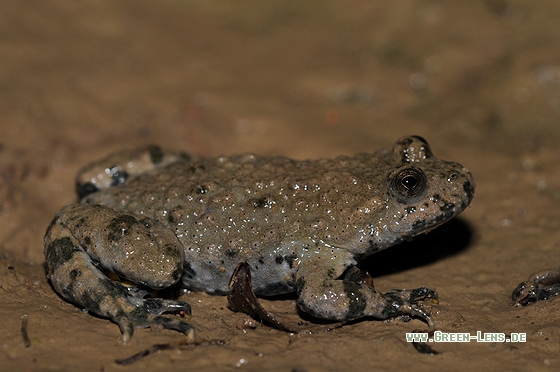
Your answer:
2;1;560;371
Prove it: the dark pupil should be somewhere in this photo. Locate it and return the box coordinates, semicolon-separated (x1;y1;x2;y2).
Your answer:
391;167;427;202
401;175;418;191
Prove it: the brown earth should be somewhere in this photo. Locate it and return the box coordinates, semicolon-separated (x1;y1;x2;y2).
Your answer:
2;1;560;371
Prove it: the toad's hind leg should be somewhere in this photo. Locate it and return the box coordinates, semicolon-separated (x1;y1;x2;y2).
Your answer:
75;145;184;199
44;205;194;343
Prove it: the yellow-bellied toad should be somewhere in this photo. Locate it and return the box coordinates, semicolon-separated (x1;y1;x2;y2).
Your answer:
44;136;474;342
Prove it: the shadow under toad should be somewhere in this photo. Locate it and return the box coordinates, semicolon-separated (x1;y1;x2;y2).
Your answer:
360;217;474;278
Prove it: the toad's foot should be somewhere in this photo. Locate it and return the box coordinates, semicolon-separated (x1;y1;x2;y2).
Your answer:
343;267;437;326
513;268;560;306
119;301;195;343
382;287;438;327
116;297;195;343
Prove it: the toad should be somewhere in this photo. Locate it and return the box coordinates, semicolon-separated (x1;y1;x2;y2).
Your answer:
44;136;474;342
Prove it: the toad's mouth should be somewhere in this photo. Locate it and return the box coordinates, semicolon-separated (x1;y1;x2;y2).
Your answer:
407;196;471;238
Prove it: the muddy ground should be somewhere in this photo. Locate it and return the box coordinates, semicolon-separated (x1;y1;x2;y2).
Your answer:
2;1;560;371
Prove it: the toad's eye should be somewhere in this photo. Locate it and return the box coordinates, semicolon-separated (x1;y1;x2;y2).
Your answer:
391;168;428;203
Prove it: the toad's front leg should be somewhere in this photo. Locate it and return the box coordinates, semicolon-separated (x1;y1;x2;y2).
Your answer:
295;259;437;326
44;204;194;343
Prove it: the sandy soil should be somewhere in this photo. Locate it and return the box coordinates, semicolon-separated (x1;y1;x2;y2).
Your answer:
2;1;560;371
